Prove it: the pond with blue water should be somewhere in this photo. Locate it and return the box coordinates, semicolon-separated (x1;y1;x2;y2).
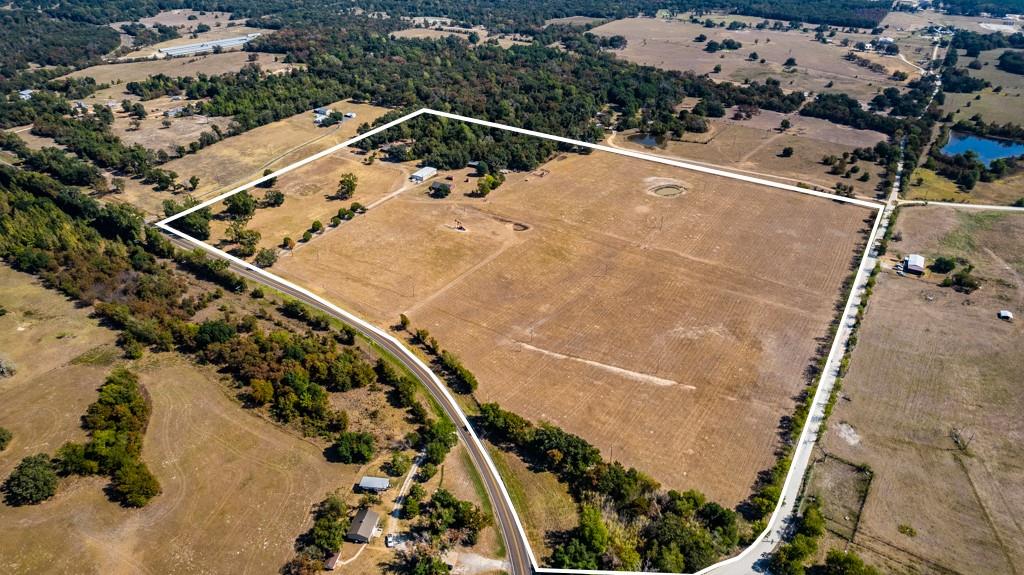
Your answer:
940;132;1024;166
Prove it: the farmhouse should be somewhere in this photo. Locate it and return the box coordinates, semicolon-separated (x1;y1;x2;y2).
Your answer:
357;475;390;493
904;254;926;275
411;166;438;183
346;508;379;543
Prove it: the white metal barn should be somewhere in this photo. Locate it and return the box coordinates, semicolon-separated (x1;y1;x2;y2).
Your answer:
410;166;437;183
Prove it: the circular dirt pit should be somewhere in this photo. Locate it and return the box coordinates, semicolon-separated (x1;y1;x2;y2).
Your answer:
648;183;686;198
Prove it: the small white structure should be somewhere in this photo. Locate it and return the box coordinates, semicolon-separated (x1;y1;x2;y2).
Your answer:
18;89;35;101
904;254;926;275
410;166;437;183
357;475;390;493
314;106;332;116
998;310;1014;322
344;112;356;118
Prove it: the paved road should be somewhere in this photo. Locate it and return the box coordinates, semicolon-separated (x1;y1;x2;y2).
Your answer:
162;233;533;575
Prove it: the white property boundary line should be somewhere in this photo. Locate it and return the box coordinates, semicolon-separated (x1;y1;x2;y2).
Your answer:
158;108;884;575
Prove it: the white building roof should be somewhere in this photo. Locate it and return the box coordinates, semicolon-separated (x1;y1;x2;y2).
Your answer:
998;310;1014;319
411;166;437;180
906;254;926;269
358;476;390;490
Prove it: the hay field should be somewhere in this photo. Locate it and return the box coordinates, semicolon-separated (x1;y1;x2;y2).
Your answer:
269;146;872;505
66;51;296;87
610;113;887;195
591;17;912;101
816;207;1024;574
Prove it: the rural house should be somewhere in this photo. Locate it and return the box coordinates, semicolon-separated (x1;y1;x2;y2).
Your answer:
411;166;438;183
346;508;380;543
904;254;926;275
357;476;390;493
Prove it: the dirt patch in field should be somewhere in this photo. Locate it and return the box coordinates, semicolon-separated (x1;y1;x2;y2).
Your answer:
591;17;912;102
269;142;872;506
818;206;1024;574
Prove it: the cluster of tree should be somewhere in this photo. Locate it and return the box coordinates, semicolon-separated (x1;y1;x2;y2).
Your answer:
284;492;349;572
940;67;989;93
951;114;1024;141
768;500;825;575
0;132;105;188
0;427;10;451
801;93;904;134
330;431;375;463
120;22;180;46
868;78;936;117
422;488;491;546
374;359;459;471
998;50;1024;75
950;30;1024;58
439;350;479;393
55;368;162;507
477;402;740;570
2;453;58;506
940;263;981;293
0;90;73;130
31;109;180;190
705;38;742;52
0;9;119;74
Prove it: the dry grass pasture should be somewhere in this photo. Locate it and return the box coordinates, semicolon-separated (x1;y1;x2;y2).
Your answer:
67;51;297;87
943;48;1024;126
209;148;411;251
610;112;887;195
591;17;913;101
267;141;873;506
906;165;1024;206
0;267;358;574
881;10;1022;35
814;207;1024;575
116;100;392;216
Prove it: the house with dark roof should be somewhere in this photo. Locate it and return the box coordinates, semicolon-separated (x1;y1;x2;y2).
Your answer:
346;508;379;543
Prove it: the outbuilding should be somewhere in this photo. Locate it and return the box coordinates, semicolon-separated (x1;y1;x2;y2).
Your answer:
346;508;380;543
999;310;1014;322
358;476;390;493
411;166;437;183
323;552;341;571
904;254;926;275
18;89;35;101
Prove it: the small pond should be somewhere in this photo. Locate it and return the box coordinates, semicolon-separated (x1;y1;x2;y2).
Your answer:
940;132;1024;166
628;132;667;148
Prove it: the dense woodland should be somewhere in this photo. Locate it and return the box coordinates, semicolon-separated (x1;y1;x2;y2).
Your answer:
0;10;120;75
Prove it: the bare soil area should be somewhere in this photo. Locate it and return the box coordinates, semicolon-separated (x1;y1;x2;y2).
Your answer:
818;207;1024;574
591;17;913;102
268;144;872;506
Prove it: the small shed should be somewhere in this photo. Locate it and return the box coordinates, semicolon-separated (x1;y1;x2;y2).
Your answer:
344;112;356;118
411;166;437;183
346;508;380;543
313;106;332;116
358;476;390;493
18;89;35;101
323;552;341;571
904;254;926;275
998;310;1014;322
